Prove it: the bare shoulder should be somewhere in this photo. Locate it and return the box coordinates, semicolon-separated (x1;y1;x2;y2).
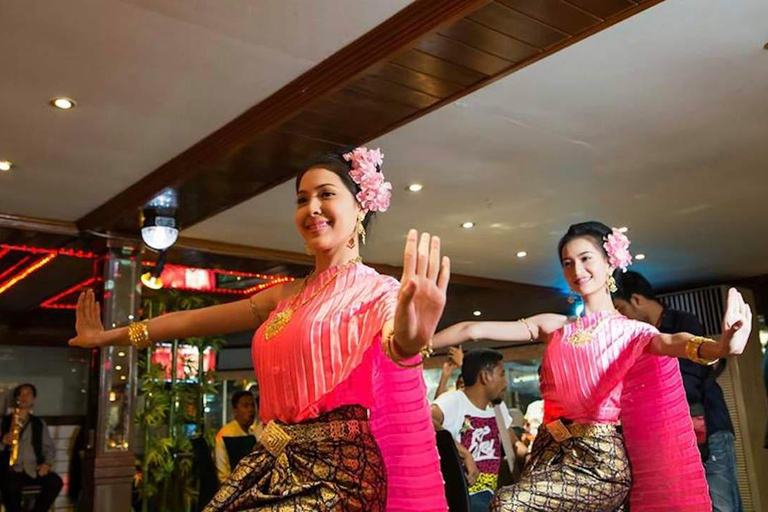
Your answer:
533;313;569;336
250;278;304;312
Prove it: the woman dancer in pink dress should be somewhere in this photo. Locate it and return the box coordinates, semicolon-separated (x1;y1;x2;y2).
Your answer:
434;221;752;511
69;147;450;511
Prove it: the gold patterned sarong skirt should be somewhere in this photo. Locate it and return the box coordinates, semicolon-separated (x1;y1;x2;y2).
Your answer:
204;406;386;511
492;420;631;512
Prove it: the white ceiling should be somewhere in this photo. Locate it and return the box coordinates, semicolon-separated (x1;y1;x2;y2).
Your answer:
0;0;413;220
185;0;768;289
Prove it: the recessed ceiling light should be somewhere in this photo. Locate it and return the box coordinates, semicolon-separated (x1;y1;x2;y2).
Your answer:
115;365;123;371
118;351;126;357
635;254;646;260
461;222;475;229
407;183;424;192
0;161;12;172
516;251;528;258
120;375;127;381
51;97;76;110
618;227;629;233
473;310;482;317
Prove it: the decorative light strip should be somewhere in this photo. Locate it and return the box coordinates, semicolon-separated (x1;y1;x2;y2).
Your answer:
0;256;32;283
0;254;58;295
141;261;294;295
0;244;97;259
241;276;295;295
40;277;101;309
0;247;11;261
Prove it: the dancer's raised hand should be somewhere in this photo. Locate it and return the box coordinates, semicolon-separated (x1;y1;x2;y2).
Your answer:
719;288;752;356
393;230;450;355
68;289;106;348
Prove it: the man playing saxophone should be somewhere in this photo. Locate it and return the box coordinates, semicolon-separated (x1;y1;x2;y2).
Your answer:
1;384;62;512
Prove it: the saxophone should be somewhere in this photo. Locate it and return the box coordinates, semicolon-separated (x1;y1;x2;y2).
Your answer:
7;401;21;467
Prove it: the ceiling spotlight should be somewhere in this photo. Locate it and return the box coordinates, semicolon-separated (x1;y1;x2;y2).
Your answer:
618;227;629;233
141;189;179;251
407;183;424;192
50;97;76;110
115;365;123;371
635;254;646;260
461;222;475;229
118;351;126;357
0;161;12;172
516;251;528;258
473;310;482;317
120;375;127;381
141;250;167;290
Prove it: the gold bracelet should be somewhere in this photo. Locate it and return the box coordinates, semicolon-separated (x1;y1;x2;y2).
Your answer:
419;339;434;359
128;320;152;350
519;318;535;342
685;336;719;366
383;330;424;368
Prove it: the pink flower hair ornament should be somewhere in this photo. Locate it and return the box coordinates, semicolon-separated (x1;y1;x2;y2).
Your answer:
603;228;633;272
343;147;392;213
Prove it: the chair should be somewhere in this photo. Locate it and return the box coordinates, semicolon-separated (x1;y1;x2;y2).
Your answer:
191;437;218;512
222;436;256;471
435;429;471;512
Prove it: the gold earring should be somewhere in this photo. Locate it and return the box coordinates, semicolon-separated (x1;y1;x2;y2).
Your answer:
356;211;367;245
607;275;618;293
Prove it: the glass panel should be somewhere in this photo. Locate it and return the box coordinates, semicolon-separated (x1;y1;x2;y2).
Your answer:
101;255;140;454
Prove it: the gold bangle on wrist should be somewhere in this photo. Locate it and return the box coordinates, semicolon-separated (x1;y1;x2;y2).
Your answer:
419;339;434;359
685;336;719;366
383;330;425;368
519;318;535;342
128;320;152;350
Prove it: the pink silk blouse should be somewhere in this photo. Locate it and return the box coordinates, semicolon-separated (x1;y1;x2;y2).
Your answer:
251;263;447;511
540;310;711;511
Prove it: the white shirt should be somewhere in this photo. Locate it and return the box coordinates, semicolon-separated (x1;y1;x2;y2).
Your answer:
433;390;512;495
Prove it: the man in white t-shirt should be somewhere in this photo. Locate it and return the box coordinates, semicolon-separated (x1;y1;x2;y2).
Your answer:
432;349;526;512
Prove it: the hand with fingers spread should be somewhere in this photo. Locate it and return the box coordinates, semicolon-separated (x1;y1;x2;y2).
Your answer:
68;289;106;348
393;230;451;357
719;288;752;356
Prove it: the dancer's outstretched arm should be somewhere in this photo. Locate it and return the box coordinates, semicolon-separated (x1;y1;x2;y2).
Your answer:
68;283;291;348
433;314;568;349
649;288;752;359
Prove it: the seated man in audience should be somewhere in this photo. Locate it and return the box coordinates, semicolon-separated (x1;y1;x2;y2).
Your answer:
214;390;259;483
432;349;526;512
0;383;63;512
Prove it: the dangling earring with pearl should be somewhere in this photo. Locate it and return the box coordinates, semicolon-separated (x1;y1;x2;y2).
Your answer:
348;211;366;249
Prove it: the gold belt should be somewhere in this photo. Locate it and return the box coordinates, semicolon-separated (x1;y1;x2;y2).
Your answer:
544;419;617;443
260;418;370;458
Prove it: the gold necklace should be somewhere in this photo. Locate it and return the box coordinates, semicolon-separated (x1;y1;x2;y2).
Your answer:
264;257;362;340
566;311;619;346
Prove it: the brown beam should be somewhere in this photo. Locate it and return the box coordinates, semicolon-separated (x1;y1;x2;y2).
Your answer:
76;0;493;232
0;213;79;236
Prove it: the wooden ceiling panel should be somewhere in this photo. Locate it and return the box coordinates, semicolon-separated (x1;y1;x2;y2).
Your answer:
390;49;488;86
467;2;569;49
368;62;466;98
566;0;637;19
346;75;442;110
497;0;602;34
77;0;664;235
415;33;515;75
438;19;541;63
